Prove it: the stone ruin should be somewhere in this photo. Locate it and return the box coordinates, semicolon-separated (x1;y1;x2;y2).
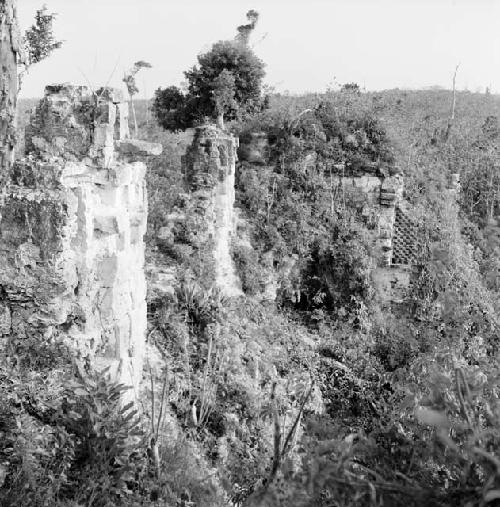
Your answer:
181;125;242;296
0;84;161;393
335;170;417;303
0;82;424;402
238;132;421;304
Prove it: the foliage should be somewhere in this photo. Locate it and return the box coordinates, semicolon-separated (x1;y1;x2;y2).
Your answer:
141;127;190;240
212;68;237;126
151;86;193;131
0;361;148;506
14;80;500;507
152;11;266;130
231;243;266;295
236;9;260;45
123;60;152;97
235;90;391;317
123;60;152;136
23;5;63;68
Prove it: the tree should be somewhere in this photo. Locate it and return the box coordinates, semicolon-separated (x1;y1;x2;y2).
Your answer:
19;6;63;91
152;10;265;131
0;2;61;180
23;5;62;69
340;82;361;95
461;115;500;223
236;9;259;45
212;69;237;129
442;64;459;143
151;86;192;131
123;60;152;137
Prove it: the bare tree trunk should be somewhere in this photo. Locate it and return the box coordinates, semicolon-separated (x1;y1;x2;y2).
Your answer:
0;0;20;182
443;64;459;143
129;95;138;137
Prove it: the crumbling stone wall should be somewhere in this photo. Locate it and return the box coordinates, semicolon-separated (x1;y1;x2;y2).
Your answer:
0;84;161;392
182;125;242;296
333;170;419;303
238;132;415;303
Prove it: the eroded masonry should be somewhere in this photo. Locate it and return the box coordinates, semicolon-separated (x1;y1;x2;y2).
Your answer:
182;125;242;296
0;84;161;391
238;133;421;304
332;169;415;303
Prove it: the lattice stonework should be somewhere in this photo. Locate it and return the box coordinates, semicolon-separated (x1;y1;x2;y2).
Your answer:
391;207;420;265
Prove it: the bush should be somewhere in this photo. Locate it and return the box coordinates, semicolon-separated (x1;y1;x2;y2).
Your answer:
0;367;148;507
232;244;265;295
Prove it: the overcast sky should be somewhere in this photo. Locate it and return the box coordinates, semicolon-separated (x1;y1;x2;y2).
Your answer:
17;0;500;98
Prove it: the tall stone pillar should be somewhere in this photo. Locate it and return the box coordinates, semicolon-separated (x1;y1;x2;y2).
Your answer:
0;84;161;394
183;125;241;296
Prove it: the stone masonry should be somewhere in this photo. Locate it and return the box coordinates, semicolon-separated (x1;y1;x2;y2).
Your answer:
238;132;417;304
182;125;242;296
332;170;414;303
0;84;161;393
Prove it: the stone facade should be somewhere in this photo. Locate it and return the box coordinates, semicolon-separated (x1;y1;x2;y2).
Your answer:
182;125;242;296
239;131;420;303
0;84;161;393
332;170;415;302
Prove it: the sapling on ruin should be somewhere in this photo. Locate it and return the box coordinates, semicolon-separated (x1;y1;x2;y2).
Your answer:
152;9;265;130
123;60;152;136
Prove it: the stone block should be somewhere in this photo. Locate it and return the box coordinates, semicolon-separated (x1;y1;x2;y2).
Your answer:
109;164;132;186
94;216;119;235
96;87;125;104
94;125;114;148
96;256;118;287
95;102;116;125
0;305;11;335
116;139;163;158
116;103;130;139
96;186;120;207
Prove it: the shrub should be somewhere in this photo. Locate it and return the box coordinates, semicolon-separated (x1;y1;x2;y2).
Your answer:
0;363;149;507
232;244;265;295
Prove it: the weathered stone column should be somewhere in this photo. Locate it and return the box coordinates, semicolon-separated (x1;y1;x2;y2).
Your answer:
0;84;161;394
0;0;22;179
183;125;241;296
378;175;404;266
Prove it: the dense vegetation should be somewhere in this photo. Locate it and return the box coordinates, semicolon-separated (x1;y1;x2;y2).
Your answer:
4;8;500;505
6;85;500;507
147;87;500;506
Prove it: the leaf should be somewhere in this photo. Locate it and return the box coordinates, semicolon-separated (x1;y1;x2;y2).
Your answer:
484;490;500;503
437;428;459;452
120;402;134;414
123;410;138;423
415;407;450;428
400;394;415;410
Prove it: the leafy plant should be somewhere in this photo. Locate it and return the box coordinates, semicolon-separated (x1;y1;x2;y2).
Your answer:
153;11;266;130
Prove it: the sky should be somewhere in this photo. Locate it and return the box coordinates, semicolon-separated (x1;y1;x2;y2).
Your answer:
17;0;500;98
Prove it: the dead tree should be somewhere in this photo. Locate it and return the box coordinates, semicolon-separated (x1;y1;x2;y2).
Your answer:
0;0;22;180
443;64;460;143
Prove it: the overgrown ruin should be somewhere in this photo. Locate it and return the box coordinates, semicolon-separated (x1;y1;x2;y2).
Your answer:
332;168;416;303
182;124;242;296
238;132;419;304
0;84;161;392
